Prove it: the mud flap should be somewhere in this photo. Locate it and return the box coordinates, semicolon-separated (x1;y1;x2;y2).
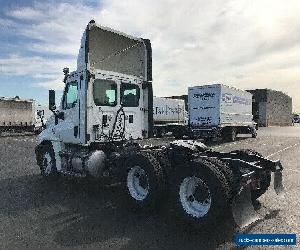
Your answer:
232;186;261;228
274;170;284;195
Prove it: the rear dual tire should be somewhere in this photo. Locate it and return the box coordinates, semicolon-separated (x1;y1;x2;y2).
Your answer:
125;152;166;212
170;159;231;229
222;128;237;142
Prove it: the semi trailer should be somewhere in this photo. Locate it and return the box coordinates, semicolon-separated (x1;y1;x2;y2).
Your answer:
35;20;284;229
153;97;187;137
0;97;44;134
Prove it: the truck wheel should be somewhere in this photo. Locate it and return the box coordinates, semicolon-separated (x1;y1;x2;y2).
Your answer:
125;152;166;211
222;128;237;142
155;128;163;138
228;128;237;142
251;128;257;138
173;128;184;139
37;144;58;180
204;158;240;199
171;159;230;229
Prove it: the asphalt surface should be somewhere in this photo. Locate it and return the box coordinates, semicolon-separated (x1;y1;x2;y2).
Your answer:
0;126;299;249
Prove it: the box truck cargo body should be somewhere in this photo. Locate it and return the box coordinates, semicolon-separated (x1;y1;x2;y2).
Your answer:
153;97;187;137
0;97;48;134
188;84;256;141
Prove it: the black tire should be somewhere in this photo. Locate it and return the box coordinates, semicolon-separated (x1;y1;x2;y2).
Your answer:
124;152;166;211
155;128;163;138
251;127;257;138
204;158;240;199
36;144;58;181
223;128;237;142
173;128;184;139
170;159;230;229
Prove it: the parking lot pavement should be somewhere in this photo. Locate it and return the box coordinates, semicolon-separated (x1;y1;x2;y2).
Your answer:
0;127;299;249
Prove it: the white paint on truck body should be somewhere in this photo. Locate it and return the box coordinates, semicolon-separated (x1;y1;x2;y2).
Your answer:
153;97;186;124
188;84;253;127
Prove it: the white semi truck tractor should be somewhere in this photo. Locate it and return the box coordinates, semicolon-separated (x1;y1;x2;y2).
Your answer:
35;20;284;229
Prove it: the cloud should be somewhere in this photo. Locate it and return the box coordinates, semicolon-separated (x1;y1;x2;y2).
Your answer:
8;7;44;20
34;78;65;90
0;54;75;78
1;0;300;111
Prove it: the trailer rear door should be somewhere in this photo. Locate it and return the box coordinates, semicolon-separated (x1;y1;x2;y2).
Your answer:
188;85;220;127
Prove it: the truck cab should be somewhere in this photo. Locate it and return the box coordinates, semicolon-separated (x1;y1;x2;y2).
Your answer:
36;20;152;175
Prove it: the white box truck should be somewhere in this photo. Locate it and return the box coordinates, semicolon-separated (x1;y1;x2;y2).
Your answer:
188;84;257;141
153;97;187;137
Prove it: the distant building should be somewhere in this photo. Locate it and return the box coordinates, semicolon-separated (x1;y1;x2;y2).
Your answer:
247;89;292;127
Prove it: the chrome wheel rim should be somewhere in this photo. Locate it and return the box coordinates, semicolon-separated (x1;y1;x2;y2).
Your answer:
179;176;212;218
127;166;149;201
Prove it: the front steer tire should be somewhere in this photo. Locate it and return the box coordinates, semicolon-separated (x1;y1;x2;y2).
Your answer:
124;152;166;212
170;159;231;230
36;144;58;181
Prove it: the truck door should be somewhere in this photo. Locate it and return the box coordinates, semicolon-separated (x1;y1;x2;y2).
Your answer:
121;83;143;139
54;79;81;144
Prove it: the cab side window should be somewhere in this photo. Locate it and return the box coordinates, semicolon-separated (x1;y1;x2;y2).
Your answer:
93;79;117;106
63;81;78;109
121;83;140;107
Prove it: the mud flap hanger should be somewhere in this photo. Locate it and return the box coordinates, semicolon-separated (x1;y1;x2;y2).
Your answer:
202;151;284;229
272;160;284;195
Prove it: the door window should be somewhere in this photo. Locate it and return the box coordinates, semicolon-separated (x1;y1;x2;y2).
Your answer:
93;80;117;106
63;81;78;109
121;83;140;107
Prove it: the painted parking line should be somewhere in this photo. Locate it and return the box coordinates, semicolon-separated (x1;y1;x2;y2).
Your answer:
285;168;300;174
266;143;300;159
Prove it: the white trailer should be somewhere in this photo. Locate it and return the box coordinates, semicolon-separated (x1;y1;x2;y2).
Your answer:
188;84;256;141
0;97;36;133
153;97;187;137
0;97;50;135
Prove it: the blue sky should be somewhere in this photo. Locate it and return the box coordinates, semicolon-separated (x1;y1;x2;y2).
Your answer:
0;0;300;111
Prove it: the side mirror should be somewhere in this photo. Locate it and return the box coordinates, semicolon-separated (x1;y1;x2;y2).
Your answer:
49;90;56;111
37;110;44;117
